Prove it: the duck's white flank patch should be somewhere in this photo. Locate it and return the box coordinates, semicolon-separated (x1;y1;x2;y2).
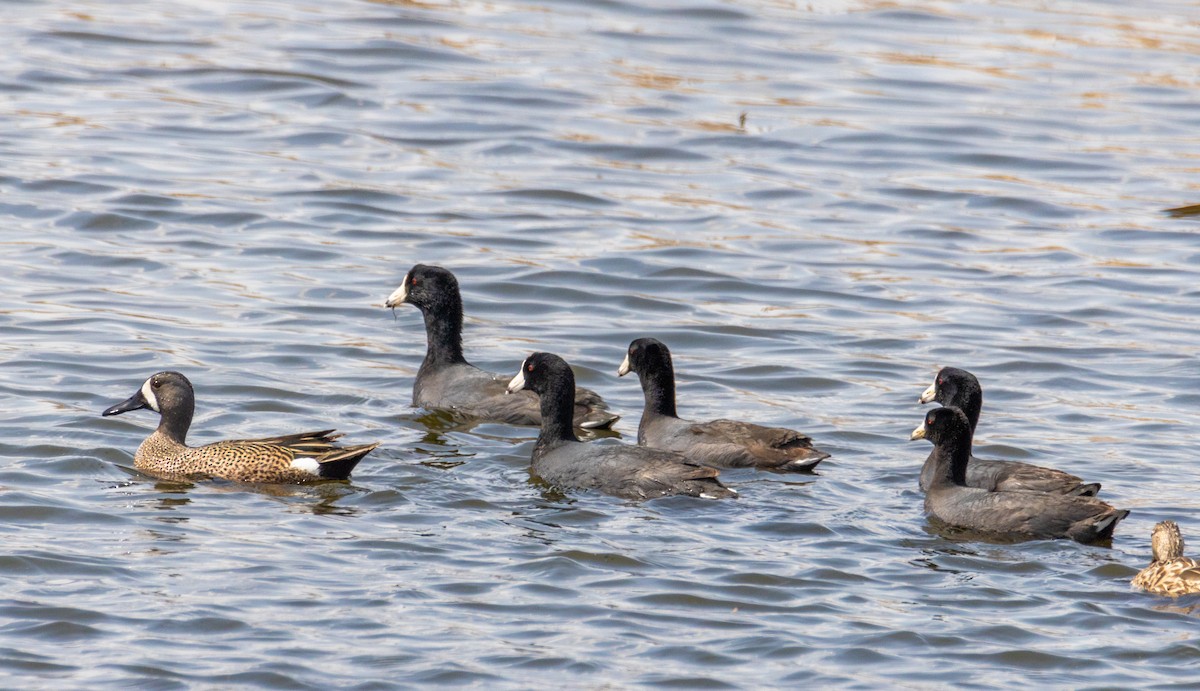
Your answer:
141;377;160;412
617;352;631;377
291;457;321;474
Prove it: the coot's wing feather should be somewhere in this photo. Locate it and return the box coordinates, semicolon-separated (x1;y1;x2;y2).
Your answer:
417;364;617;428
535;443;734;500
644;417;827;471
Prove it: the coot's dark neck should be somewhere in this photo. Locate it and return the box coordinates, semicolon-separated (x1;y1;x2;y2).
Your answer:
945;384;982;433
157;402;193;445
929;432;971;489
418;296;466;369
958;388;982;433
536;373;580;449
638;361;678;418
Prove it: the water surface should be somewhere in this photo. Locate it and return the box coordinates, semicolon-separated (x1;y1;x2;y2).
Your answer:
2;0;1200;687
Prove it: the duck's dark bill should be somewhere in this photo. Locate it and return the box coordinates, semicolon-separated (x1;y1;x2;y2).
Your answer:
103;390;148;417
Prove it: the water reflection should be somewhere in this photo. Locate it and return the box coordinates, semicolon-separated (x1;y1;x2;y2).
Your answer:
2;0;1199;685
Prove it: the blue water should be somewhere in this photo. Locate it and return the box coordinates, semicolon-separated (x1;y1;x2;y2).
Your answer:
2;0;1200;687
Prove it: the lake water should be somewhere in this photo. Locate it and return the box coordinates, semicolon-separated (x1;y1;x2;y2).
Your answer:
2;0;1200;687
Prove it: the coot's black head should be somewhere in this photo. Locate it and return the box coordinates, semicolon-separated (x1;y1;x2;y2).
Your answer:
507;352;573;397
618;337;673;378
919;366;980;408
103;371;196;442
384;264;461;313
919;367;983;432
909;405;972;447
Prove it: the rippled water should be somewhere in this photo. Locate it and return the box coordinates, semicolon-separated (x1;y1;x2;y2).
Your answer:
3;0;1200;686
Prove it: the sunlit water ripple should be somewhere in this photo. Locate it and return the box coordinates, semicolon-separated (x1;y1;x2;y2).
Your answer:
1;0;1199;687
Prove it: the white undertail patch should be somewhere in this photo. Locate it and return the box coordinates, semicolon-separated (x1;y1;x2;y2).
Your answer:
291;457;321;474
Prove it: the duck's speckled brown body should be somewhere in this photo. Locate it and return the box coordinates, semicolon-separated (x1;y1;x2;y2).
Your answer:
104;371;376;484
1132;521;1200;597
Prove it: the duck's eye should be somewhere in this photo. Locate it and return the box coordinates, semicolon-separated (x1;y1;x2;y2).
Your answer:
152;378;162;389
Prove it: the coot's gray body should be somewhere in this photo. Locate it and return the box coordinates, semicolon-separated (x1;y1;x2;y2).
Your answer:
918;366;1099;497
509;352;735;501
385;264;618;429
619;338;828;472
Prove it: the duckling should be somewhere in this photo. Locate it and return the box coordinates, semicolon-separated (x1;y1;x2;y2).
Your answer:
508;352;735;501
919;366;1099;496
618;337;828;472
911;406;1128;544
102;371;377;483
384;264;618;429
1132;521;1200;596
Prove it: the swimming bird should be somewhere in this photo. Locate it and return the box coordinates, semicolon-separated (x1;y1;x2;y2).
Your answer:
102;371;377;483
384;264;618;429
507;352;735;500
1132;521;1200;596
910;406;1128;544
618;337;828;472
919;366;1099;496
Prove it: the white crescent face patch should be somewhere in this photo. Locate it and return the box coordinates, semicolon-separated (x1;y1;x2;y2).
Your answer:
141;376;161;413
384;272;410;308
506;361;528;394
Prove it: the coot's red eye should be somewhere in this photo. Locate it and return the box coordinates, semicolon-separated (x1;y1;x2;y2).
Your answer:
411;276;420;286
527;364;534;372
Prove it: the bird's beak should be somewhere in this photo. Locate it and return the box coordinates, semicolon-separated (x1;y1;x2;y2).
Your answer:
506;368;526;394
617;352;631;377
918;380;937;404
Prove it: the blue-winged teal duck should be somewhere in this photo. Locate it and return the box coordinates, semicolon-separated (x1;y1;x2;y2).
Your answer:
1132;520;1200;596
919;366;1100;496
911;407;1128;544
102;371;377;483
617;337;828;472
384;263;618;429
507;352;734;501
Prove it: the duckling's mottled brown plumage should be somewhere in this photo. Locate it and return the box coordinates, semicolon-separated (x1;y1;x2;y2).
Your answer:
1132;521;1200;596
103;371;377;483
